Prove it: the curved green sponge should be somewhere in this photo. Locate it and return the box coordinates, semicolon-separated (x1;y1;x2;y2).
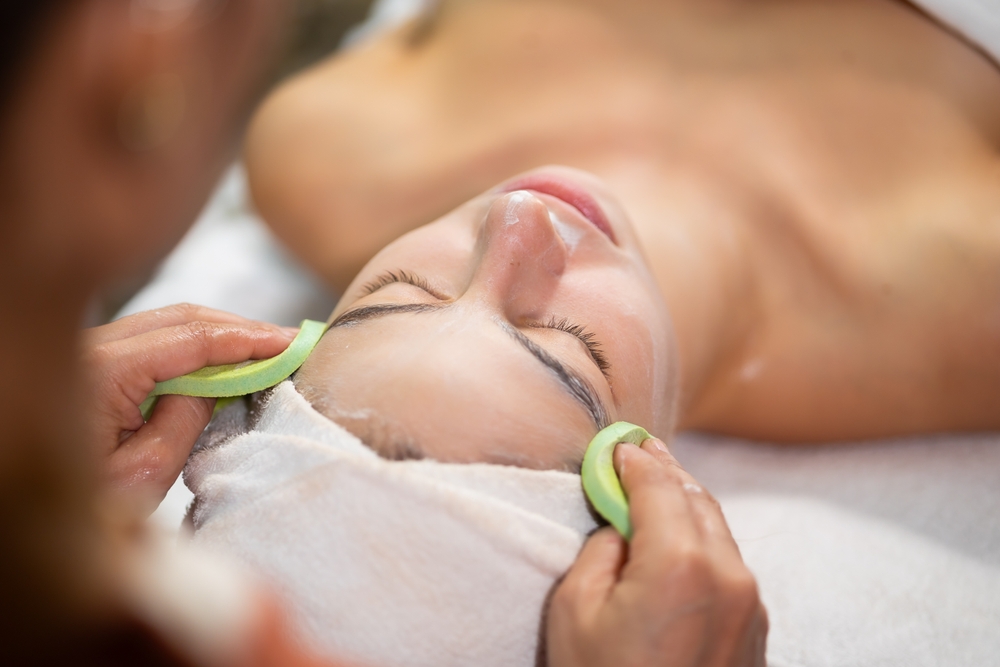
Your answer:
139;319;327;419
581;421;652;541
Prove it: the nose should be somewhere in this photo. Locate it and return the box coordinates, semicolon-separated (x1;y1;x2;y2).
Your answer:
465;191;567;321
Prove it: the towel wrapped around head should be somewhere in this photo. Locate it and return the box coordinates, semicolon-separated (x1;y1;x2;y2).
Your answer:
185;380;598;667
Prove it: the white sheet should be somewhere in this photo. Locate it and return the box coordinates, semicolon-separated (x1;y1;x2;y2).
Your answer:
912;0;1000;64
672;433;1000;667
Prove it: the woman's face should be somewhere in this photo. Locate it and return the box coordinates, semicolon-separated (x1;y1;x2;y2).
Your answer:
296;167;677;470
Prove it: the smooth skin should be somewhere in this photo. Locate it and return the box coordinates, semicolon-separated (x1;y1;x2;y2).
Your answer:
248;0;1000;443
0;1;766;666
296;173;679;469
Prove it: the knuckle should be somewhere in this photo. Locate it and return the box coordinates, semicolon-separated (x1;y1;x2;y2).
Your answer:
83;341;116;370
664;545;712;586
678;544;711;571
549;578;582;618
628;459;671;488
758;602;771;635
698;491;723;511
663;458;686;474
169;302;203;320
182;320;217;345
723;570;762;613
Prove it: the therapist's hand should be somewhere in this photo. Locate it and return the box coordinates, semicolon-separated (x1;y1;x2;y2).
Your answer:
547;438;767;667
80;305;298;515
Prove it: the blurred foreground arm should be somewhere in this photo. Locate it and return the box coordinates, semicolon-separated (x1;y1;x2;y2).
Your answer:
548;438;767;667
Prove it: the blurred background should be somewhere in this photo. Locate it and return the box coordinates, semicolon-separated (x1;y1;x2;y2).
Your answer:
92;0;375;324
278;0;374;79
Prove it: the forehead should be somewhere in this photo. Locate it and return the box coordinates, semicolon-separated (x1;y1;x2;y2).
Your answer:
296;309;598;469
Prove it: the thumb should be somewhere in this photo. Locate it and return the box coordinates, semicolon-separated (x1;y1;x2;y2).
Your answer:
108;394;214;513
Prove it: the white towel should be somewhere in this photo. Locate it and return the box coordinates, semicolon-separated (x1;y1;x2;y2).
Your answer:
186;382;1000;667
185;381;597;667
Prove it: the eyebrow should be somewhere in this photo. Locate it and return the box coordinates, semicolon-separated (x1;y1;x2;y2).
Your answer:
332;302;442;327
494;321;610;429
330;302;612;429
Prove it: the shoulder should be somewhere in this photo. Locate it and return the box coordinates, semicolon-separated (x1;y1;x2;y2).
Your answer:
244;38;438;288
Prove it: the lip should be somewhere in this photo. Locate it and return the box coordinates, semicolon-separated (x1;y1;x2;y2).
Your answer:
501;174;617;244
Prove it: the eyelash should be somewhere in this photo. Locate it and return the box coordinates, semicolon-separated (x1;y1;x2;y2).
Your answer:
543;317;611;376
361;270;611;376
361;270;434;296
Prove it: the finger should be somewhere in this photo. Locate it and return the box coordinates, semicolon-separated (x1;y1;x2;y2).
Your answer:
640;438;743;562
613;443;702;579
107;394;214;514
553;527;627;620
635;441;766;667
84;303;278;345
100;321;297;405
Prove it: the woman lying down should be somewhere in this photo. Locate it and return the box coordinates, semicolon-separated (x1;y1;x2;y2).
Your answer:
176;165;1000;667
179;2;1000;662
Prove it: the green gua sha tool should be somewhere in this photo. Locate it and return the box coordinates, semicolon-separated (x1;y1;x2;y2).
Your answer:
139;319;328;421
582;421;652;541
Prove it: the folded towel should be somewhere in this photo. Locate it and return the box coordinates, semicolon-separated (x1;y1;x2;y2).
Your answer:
185;381;597;667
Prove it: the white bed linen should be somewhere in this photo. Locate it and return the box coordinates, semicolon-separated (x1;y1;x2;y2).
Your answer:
911;0;1000;64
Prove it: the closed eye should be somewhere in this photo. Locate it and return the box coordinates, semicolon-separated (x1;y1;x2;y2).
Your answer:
359;271;610;379
535;317;611;379
361;270;448;300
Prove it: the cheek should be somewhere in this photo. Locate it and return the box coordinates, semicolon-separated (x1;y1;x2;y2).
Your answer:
625;312;678;437
582;285;675;433
405;398;594;469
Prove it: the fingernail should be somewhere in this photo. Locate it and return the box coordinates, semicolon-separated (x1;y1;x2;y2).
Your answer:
280;326;300;338
612;442;639;473
644;437;669;454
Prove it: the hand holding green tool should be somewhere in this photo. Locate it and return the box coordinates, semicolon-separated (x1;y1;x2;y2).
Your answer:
581;421;653;541
139;319;328;420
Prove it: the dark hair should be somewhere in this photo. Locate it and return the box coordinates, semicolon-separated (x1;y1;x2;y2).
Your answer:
0;1;63;110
